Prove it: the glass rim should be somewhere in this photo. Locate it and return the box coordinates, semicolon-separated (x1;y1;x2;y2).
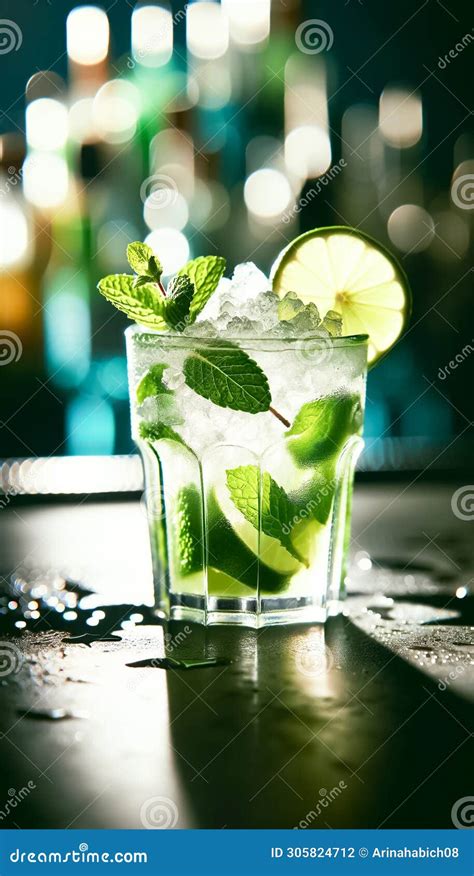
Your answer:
125;324;369;349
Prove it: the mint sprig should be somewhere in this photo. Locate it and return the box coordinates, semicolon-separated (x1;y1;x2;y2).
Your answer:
183;341;271;414
164;274;194;330
179;255;226;324
97;241;227;334
226;465;308;566
97;274;168;330
127;242;163;283
97;269;193;331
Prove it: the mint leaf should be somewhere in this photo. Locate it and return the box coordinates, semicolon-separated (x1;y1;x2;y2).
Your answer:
136;364;172;404
98;273;192;332
139;420;187;446
165;274;194;330
286;393;361;467
183;341;271;413
127;242;163;282
133;275;156;289
226;465;307;566
179;255;226;323
148;256;163;282
97;274;168;330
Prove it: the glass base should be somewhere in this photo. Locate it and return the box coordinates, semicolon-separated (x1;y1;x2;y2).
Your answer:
163;593;327;628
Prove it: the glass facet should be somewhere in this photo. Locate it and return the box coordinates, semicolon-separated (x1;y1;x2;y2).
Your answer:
126;326;368;627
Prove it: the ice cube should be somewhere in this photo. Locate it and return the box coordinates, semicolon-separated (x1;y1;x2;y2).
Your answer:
195;277;232;323
278;291;305;322
164;369;185;390
296;303;321;330
322;309;343;337
246;290;280;330
194;262;274;335
230;262;270;300
183;319;218;337
274;319;298;337
225;316;262;336
140;395;184;426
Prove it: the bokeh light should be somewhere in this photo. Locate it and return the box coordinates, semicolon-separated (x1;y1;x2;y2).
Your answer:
132;4;173;68
379;87;423;148
244;168;293;221
66;6;110;66
387;204;435;253
187;2;229;60
144;228;190;275
26;99;68;151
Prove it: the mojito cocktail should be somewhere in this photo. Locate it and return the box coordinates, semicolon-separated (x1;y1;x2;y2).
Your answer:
99;228;409;627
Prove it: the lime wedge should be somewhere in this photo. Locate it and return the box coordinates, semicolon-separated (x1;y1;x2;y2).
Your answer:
173;485;204;576
213;479;301;576
207;488;292;593
271;226;411;366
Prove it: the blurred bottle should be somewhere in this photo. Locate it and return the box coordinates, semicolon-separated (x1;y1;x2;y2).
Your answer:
0;134;43;371
41;187;92;390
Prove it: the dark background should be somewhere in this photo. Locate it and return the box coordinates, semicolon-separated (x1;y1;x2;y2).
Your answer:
0;0;472;469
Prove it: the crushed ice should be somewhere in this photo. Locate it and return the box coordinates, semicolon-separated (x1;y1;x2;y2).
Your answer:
184;262;343;339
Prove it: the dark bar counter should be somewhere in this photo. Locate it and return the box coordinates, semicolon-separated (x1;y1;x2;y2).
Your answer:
0;480;472;829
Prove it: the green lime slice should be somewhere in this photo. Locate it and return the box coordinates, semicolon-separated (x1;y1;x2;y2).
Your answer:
286;393;362;468
173;485;204;576
206;488;289;593
172;481;330;596
207;568;257;598
213;478;301;576
271;226;411;366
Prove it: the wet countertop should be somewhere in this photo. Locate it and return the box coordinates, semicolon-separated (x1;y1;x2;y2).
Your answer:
0;481;472;829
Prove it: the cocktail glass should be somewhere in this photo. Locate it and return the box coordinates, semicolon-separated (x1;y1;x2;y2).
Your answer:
126;326;368;627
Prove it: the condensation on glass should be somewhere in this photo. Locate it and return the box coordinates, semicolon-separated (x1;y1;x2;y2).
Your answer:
126;326;368;628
